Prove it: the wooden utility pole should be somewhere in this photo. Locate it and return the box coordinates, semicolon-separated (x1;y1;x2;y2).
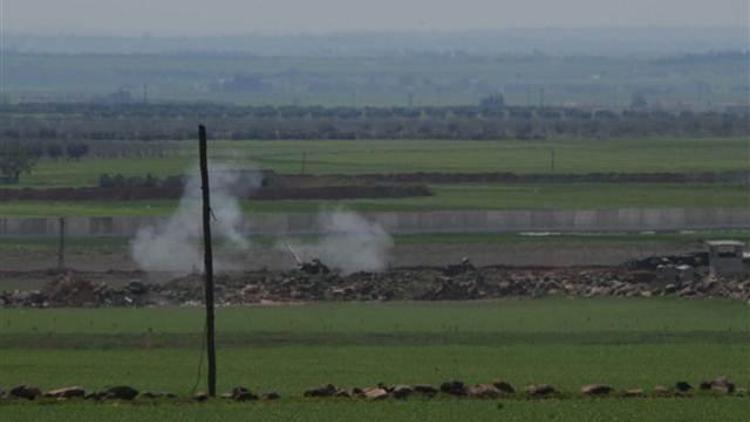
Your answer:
199;125;217;397
57;217;65;270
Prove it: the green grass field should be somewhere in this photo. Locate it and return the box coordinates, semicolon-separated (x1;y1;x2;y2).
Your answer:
4;399;749;422
1;183;747;217
1;299;748;421
4;137;747;216
15;137;750;188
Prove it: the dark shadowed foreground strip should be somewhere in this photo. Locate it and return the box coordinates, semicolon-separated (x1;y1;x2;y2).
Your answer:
3;398;749;422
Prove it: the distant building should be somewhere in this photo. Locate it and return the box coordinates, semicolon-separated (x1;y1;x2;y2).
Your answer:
215;74;269;93
705;240;746;277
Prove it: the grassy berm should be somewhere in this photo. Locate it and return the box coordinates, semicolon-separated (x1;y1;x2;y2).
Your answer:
1;298;748;421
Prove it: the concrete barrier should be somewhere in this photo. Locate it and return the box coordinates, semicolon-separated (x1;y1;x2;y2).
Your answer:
1;208;748;238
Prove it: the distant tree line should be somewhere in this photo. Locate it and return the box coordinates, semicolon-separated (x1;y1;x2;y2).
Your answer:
653;51;749;65
99;173;181;189
0;103;747;142
0;141;93;183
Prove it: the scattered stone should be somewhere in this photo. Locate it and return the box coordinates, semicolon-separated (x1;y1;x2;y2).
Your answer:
622;388;645;398
413;384;438;396
674;382;693;393
467;384;502;399
262;392;281;400
84;392;105;401
653;385;671;396
304;384;338;398
492;380;515;394
362;387;389;400
391;385;414;399
526;384;556;398
440;381;467;396
581;384;613;396
9;385;42;400
228;386;258;401
704;377;735;394
126;281;148;295
101;385;139;401
140;391;175;399
376;382;393;392
334;389;352;398
193;392;209;402
43;386;85;399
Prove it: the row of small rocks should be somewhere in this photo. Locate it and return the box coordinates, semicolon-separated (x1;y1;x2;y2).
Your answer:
3;377;741;403
303;376;742;400
0;385;279;402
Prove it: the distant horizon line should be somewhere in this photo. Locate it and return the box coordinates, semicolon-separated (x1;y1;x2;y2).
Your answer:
6;26;747;38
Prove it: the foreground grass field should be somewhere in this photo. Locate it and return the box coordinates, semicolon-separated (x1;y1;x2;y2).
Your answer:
1;299;748;421
4;396;749;422
14;137;750;188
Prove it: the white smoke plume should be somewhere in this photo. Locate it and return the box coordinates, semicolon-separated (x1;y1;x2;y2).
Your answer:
282;210;393;274
131;164;261;274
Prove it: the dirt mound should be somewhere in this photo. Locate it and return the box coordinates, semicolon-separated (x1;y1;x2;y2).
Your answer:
43;273;107;307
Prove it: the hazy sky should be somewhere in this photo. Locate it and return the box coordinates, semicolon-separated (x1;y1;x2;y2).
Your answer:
3;0;748;35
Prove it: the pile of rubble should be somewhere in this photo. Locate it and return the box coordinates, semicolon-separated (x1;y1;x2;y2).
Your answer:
1;262;749;308
1;376;742;403
0;273;163;308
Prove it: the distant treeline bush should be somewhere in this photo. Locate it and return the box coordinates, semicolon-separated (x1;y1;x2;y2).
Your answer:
2;142;91;160
0;103;747;141
98;173;182;189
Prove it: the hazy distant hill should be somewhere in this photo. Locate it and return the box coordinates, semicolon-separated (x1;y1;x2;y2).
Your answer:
5;28;747;56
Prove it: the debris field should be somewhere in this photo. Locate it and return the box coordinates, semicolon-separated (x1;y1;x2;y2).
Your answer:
2;258;748;308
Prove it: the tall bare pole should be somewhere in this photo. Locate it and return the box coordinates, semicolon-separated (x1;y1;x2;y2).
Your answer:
199;124;217;397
